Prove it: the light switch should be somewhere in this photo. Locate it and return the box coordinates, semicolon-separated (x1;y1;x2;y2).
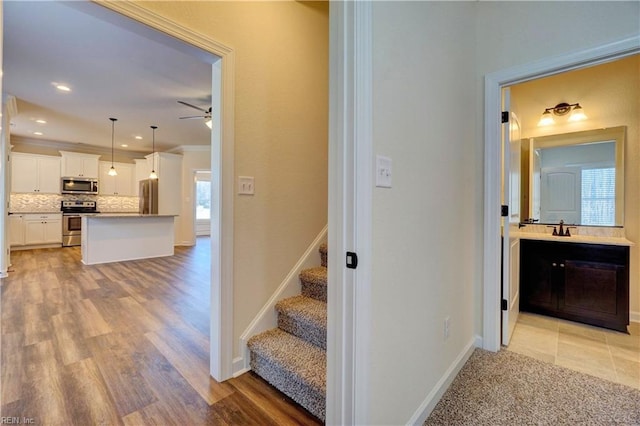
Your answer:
375;155;392;188
238;176;255;195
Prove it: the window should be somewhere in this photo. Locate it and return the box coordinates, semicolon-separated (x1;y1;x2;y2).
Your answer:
196;179;211;220
581;168;615;226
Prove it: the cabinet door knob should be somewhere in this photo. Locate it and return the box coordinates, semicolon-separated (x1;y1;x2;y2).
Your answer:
560;263;565;268
552;262;557;267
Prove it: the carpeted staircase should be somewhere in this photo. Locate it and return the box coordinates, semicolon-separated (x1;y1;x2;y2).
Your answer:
247;243;328;421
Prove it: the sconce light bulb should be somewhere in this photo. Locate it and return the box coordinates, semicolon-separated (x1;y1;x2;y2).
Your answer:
538;110;554;126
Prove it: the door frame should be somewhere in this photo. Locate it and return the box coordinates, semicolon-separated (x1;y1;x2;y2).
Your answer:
483;35;640;351
84;2;236;381
327;1;373;424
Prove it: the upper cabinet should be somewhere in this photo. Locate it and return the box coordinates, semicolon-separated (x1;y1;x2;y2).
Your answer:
98;161;135;196
59;151;100;178
11;153;61;194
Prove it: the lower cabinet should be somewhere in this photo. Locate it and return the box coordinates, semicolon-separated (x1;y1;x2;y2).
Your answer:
8;214;25;246
520;240;629;333
22;214;62;246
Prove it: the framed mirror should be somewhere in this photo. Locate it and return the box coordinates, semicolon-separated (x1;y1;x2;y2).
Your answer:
521;126;625;227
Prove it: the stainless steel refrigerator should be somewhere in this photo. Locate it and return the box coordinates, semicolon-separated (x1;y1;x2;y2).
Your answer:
139;179;158;214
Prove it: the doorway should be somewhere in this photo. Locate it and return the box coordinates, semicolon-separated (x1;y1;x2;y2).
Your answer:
484;37;639;351
194;171;212;237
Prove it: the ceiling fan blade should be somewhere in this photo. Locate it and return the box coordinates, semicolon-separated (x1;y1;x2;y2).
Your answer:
179;115;206;120
177;100;209;113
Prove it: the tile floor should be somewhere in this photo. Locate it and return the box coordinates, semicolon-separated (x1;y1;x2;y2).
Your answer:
506;312;640;390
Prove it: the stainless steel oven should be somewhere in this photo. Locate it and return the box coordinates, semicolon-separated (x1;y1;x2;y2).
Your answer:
61;200;98;247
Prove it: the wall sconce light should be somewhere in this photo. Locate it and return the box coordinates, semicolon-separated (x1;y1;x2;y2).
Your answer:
538;102;587;126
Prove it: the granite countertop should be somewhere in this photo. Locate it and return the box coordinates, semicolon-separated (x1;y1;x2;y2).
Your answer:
85;213;177;218
510;231;634;246
9;211;62;215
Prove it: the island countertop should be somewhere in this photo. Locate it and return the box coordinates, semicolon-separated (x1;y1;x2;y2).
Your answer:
89;213;178;218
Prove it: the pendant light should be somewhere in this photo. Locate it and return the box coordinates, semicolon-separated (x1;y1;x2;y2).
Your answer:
108;118;118;176
149;125;158;180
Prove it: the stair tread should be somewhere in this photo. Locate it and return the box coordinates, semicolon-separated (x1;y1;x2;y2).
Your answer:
300;266;327;285
276;295;327;325
247;328;326;393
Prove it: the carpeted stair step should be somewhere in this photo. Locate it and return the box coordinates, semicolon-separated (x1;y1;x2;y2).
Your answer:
300;266;327;303
275;295;327;350
319;243;327;267
247;328;326;421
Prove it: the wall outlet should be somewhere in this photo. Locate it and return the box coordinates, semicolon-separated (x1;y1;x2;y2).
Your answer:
444;316;451;340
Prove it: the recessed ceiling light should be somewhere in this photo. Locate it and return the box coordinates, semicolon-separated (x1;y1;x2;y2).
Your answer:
135;136;143;140
121;144;128;148
33;131;43;136
52;82;71;92
35;119;47;124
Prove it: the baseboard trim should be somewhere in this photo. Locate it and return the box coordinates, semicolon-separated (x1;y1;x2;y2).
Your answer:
233;225;328;377
406;337;476;425
630;311;640;323
474;334;483;348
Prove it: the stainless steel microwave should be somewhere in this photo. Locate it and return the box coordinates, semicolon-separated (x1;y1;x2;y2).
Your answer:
61;177;99;194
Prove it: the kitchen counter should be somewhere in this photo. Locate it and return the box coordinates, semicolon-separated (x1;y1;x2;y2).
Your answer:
510;231;634;246
81;214;176;265
9;211;61;215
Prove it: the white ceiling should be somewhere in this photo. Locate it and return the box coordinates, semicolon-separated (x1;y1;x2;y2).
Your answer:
3;1;214;155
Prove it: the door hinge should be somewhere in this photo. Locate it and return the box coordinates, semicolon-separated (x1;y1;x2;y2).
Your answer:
501;299;508;311
501;111;509;123
501;205;508;217
346;251;358;269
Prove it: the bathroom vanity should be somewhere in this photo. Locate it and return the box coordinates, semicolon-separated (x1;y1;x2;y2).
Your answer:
519;238;630;333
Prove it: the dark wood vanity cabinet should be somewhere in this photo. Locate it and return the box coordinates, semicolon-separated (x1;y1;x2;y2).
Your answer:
520;240;629;333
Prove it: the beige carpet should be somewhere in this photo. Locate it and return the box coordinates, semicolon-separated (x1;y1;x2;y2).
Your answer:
425;348;640;425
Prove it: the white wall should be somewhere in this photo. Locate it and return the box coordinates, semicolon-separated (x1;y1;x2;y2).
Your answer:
369;2;477;423
474;0;640;336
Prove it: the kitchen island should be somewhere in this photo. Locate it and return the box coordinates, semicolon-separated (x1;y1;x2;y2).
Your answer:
81;214;176;265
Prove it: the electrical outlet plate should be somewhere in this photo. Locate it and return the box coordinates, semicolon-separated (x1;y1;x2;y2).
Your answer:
238;176;255;195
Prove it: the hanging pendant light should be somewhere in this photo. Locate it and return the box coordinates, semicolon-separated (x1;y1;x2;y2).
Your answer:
108;118;118;176
149;125;158;180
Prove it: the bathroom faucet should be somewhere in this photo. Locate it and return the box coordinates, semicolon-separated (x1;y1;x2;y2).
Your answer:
548;220;575;237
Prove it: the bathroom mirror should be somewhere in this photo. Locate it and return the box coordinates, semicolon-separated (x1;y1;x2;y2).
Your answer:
521;126;625;227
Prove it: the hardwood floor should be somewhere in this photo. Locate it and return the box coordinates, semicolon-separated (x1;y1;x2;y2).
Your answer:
1;239;322;425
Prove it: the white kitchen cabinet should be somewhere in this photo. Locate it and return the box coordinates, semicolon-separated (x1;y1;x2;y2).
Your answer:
23;213;62;245
134;158;151;196
8;214;25;246
11;153;61;194
145;152;182;215
60;151;100;178
99;161;135;196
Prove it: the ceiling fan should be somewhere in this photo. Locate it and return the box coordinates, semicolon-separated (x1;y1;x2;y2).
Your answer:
178;100;212;128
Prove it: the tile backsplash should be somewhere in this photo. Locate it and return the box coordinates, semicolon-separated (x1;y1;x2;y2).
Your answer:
10;193;139;213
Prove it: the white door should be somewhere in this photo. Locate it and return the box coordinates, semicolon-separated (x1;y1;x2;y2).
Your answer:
501;88;521;346
540;167;581;224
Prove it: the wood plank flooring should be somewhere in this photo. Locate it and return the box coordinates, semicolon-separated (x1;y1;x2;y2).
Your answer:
1;239;322;425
